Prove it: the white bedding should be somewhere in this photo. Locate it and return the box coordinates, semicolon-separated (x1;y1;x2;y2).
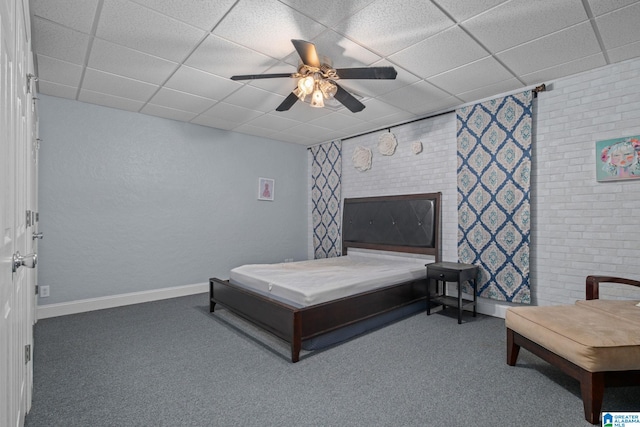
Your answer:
229;251;428;307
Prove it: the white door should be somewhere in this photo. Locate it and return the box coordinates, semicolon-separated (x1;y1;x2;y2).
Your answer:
1;0;37;425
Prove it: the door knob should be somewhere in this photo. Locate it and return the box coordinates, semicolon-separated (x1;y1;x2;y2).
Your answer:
32;232;43;240
12;251;37;273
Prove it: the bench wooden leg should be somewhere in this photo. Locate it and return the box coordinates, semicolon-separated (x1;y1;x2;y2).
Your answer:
580;371;605;425
506;328;520;366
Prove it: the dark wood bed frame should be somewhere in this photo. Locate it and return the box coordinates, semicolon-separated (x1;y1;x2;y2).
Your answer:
209;192;441;362
507;275;640;424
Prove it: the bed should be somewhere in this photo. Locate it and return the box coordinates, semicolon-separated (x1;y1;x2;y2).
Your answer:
209;192;442;362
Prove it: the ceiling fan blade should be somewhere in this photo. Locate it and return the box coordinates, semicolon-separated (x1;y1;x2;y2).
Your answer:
275;91;299;112
231;73;293;80
335;67;398;80
291;39;321;68
334;84;365;113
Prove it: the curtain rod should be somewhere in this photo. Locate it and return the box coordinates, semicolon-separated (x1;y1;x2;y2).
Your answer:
341;109;454;142
309;83;547;148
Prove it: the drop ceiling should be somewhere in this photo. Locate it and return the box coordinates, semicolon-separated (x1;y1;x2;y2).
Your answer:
30;0;640;146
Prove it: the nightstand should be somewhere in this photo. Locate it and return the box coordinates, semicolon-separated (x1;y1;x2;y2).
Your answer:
426;262;479;324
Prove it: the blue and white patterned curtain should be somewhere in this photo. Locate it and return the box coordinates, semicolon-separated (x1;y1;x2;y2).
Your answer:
311;140;342;259
456;91;532;304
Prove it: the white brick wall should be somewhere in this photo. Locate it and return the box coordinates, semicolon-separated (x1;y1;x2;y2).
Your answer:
308;57;640;310
340;113;459;262
532;58;640;305
307;115;458;261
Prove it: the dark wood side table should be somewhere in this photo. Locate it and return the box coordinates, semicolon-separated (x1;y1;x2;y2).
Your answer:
426;262;479;324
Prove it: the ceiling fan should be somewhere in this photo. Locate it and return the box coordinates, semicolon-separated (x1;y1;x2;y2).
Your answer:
230;39;397;113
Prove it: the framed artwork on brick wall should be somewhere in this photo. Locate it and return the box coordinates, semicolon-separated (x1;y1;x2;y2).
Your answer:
596;136;640;182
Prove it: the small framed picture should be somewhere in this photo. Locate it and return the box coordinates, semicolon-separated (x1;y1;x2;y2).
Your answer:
258;177;274;201
596;136;640;182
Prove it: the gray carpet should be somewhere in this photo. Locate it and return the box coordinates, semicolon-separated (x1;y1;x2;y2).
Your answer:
24;293;640;426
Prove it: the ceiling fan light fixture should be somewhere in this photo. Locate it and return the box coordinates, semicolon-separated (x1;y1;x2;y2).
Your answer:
297;75;315;97
310;85;324;108
232;40;395;113
293;87;306;101
319;79;337;99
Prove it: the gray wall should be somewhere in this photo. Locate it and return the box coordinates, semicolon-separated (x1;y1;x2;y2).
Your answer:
38;95;308;304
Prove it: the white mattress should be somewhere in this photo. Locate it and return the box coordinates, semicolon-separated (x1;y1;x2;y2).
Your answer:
229;251;428;307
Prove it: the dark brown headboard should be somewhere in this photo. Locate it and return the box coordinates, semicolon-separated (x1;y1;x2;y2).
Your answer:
341;192;441;260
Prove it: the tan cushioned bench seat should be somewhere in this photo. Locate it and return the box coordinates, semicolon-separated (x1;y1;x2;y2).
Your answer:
505;302;640;372
575;299;640;324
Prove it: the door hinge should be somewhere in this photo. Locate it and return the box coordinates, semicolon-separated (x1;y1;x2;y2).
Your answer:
26;210;32;227
25;344;31;364
35;285;39;295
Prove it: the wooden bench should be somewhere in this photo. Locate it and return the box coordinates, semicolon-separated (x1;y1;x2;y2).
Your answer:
505;276;640;424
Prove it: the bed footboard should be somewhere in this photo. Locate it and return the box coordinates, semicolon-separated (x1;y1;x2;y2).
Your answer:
210;278;303;362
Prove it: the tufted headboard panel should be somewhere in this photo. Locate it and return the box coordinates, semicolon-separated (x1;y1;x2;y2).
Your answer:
342;192;441;260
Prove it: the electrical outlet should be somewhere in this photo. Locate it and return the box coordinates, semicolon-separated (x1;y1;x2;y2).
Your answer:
40;285;50;298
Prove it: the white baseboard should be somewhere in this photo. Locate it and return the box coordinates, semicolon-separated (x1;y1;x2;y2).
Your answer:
477;299;522;319
36;282;209;320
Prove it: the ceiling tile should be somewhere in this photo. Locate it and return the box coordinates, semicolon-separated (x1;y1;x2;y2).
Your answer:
307;30;383;67
596;2;640;49
497;22;602;76
185;34;278;78
147;88;216;114
270;130;318;145
37;80;78;100
197;102;264;123
96;0;206;62
588;0;639;16
389;26;489;79
278;0;377;27
82;68;159;102
341;119;383;136
164;65;242;100
366;110;416;127
607;40;640;63
213;0;326;58
436;0;509;22
463;0;588;53
28;0;640;146
519;54;606;86
140;104;198;122
36;54;84;88
428;56;515;95
245;113;301;132
88;38;178;85
282;122;333;139
78;89;146;112
338;98;407;123
221;85;287;113
337;59;420;98
130;0;237;31
334;0;454;56
190;114;240;131
271;100;333;122
455;78;524;103
377;81;456;115
232;123;279;139
32;17;90;65
31;0;99;33
310;111;368;130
